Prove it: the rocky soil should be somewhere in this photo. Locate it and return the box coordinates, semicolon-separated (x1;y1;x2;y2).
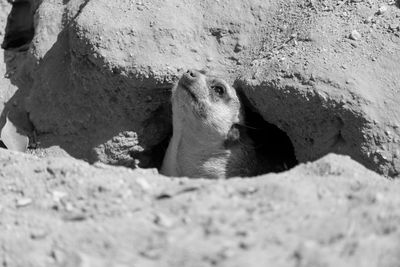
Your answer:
1;150;400;267
1;0;400;266
0;0;399;175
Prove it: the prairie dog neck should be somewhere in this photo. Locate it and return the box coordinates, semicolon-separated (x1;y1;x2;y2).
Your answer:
161;106;227;178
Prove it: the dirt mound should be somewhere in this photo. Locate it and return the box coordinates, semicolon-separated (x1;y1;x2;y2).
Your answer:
238;0;400;177
1;1;400;265
0;0;398;175
0;149;399;266
1;0;399;176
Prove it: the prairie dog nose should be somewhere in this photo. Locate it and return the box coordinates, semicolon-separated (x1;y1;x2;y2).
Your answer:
182;69;201;83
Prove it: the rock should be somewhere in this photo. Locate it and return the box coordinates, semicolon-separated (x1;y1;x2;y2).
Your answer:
16;197;32;207
377;5;388;15
62;212;87;222
364;16;373;24
30;228;49;240
0;0;399;179
349;30;362;40
153;212;174;228
52;190;67;202
0;149;399;266
236;3;400;177
0;1;400;266
389;24;399;32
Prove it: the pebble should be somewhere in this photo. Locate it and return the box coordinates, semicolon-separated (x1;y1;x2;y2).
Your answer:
349;30;361;40
16;198;33;207
153;212;174;228
62;212;87;222
135;178;152;192
30;228;49;240
389;24;399;32
64;202;74;212
52;190;67;202
350;41;358;48
364;16;373;24
377;6;388;15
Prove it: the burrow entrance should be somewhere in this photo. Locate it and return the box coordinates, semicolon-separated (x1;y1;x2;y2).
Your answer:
239;91;298;174
147;89;298;176
2;0;35;50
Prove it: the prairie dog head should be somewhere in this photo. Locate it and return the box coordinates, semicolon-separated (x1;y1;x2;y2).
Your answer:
172;70;244;146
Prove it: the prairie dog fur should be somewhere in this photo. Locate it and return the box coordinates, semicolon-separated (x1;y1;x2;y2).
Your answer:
161;70;261;179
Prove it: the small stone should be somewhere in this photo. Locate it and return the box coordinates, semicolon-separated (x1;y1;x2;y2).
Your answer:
62;212;87;222
153;213;174;228
377;5;388;15
375;193;384;202
389;24;399;32
364;16;373;24
52;191;67;202
350;41;358;48
234;43;244;52
349;30;361;40
30;228;49;240
16;198;32;207
135;178;152;192
50;249;66;263
64;202;74;212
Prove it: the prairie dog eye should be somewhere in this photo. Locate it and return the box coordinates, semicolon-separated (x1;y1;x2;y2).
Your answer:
211;85;225;96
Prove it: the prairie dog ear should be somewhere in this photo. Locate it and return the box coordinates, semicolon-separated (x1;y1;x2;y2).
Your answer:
224;124;241;148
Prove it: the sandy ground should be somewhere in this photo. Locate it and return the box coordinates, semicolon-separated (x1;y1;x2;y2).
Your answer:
1;1;400;266
0;150;399;267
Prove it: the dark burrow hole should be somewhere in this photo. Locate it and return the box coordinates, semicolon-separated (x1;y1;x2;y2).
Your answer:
132;132;171;170
2;0;35;50
238;91;298;174
142;90;298;176
0;140;6;149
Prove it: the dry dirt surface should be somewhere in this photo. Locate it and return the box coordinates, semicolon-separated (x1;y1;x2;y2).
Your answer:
0;0;399;175
1;150;400;267
1;0;400;266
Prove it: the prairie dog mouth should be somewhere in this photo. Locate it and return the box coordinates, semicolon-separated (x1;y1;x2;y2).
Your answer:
179;82;198;101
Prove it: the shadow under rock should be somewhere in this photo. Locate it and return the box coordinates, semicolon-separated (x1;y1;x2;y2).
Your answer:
3;10;172;169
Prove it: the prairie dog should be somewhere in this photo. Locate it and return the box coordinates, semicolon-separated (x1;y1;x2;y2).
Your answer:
161;70;262;178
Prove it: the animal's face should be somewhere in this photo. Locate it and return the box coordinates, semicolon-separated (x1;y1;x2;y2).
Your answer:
172;70;243;141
